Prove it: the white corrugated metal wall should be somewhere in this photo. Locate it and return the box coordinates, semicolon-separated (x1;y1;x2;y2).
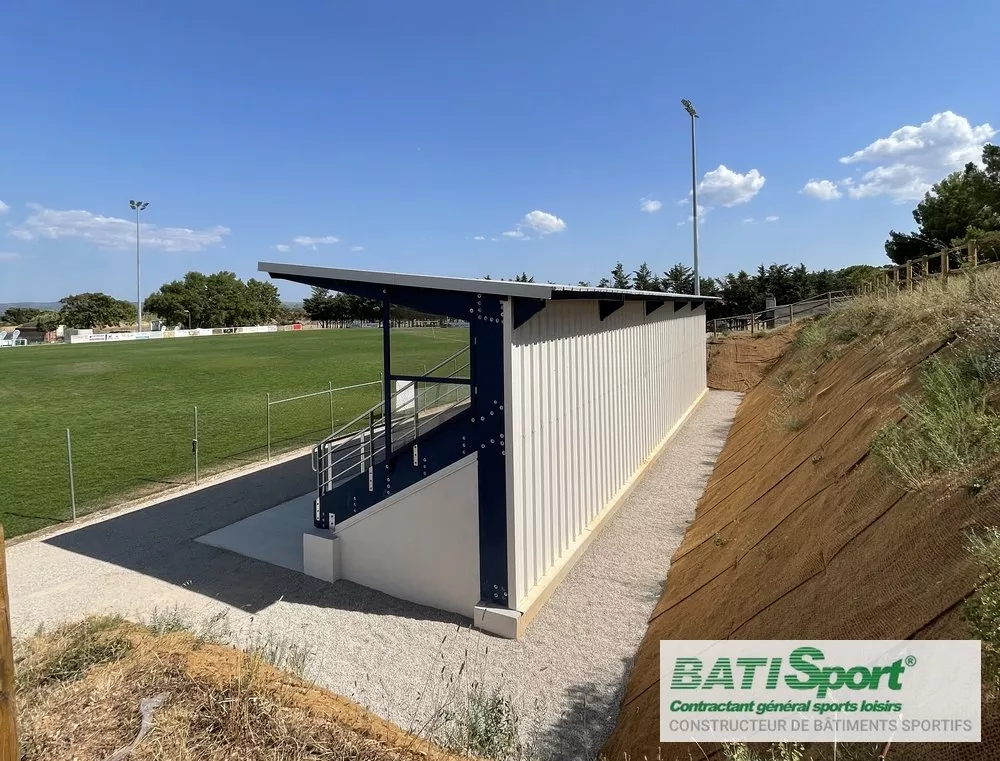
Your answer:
507;299;706;608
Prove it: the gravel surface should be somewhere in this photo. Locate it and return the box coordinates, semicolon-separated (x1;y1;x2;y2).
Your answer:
7;390;741;760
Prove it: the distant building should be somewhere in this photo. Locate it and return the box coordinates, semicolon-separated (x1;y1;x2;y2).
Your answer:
15;323;62;343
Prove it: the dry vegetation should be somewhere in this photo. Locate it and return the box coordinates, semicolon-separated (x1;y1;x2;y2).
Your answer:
604;267;1000;760
14;615;468;761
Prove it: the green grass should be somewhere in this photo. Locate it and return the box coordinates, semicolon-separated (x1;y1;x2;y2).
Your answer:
0;327;467;537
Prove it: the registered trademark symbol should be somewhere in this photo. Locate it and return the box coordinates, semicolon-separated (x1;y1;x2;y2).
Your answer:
905;655;917;667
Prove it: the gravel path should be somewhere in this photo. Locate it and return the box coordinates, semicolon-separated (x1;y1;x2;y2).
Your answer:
7;390;741;760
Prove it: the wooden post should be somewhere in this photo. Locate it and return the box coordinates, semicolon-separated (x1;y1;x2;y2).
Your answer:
941;250;949;278
906;261;913;290
970;241;978;269
0;525;18;761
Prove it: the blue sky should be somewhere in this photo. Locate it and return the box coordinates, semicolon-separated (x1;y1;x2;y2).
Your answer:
1;0;997;303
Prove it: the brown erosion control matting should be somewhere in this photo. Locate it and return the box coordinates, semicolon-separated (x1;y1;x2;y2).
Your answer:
708;328;798;392
604;328;1000;761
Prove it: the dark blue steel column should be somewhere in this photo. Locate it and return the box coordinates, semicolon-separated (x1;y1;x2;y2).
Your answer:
470;293;509;606
382;295;392;463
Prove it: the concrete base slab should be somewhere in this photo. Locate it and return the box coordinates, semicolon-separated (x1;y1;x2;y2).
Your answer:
474;603;521;639
196;493;322;573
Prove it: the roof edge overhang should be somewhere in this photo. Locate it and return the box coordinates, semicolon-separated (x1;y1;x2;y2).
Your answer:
258;262;720;304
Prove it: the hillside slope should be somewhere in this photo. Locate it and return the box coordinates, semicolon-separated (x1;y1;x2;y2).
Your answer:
604;278;1000;760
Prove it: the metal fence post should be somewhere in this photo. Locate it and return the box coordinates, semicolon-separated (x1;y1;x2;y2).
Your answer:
266;392;271;462
329;381;335;435
193;406;199;485
65;429;76;522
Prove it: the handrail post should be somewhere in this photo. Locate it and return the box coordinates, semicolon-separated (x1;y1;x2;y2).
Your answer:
412;381;420;466
789;303;794;324
970;241;978;269
265;392;271;462
941;250;949;278
65;428;76;522
367;410;375;491
905;262;913;291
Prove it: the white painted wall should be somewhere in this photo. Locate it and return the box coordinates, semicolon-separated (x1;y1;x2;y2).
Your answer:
333;454;481;617
508;299;706;608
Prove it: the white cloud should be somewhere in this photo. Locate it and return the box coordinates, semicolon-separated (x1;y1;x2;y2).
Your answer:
291;235;339;248
696;165;766;207
0;251;21;261
678;205;708;226
801;179;843;200
639;197;663;213
11;204;229;252
835;111;995;202
502;230;524;239
765;215;780;222
743;218;755;224
520;210;566;235
350;245;364;252
473;235;486;241
0;201;9;214
274;243;291;253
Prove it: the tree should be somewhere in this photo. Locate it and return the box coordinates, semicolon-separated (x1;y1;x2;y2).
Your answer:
610;262;631;289
35;311;61;332
236;278;282;325
662;264;694;294
884;143;1000;264
303;287;336;327
59;292;136;329
144;271;281;328
1;306;40;325
633;263;660;291
513;272;534;283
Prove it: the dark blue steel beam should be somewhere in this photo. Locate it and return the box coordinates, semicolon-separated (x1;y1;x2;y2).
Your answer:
268;274;478;321
511;298;546;330
599;300;625;321
389;373;472;385
469;294;509;606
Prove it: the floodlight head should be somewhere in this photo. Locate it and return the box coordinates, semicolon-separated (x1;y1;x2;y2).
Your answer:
681;99;698;118
129;200;137;209
139;202;149;210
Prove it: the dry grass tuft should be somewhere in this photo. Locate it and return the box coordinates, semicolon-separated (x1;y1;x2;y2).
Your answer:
834;265;1000;342
15;617;467;761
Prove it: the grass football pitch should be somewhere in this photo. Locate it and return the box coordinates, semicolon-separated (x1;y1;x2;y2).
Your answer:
0;327;467;538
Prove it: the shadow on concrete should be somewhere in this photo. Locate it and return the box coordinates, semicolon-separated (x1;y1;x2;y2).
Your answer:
530;654;635;761
44;453;465;626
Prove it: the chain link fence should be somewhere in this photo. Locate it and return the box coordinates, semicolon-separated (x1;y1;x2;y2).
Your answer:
2;379;383;538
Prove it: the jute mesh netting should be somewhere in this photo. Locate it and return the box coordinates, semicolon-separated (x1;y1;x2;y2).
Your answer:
602;332;1000;761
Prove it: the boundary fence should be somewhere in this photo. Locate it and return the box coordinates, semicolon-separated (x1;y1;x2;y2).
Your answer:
708;291;852;336
861;240;999;294
45;378;381;531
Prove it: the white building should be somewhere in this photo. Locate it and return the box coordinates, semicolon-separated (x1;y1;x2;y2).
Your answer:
260;263;712;637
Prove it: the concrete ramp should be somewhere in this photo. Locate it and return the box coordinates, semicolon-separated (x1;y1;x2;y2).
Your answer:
196;493;320;573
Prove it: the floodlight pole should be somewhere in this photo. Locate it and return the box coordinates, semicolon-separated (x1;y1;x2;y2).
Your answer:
130;200;149;332
681;99;701;296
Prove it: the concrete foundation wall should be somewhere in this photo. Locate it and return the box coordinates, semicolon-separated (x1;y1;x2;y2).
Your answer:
333;453;481;617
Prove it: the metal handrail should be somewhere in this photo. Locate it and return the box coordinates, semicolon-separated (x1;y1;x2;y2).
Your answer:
312;344;469;456
709;291;851;335
313;345;472;497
